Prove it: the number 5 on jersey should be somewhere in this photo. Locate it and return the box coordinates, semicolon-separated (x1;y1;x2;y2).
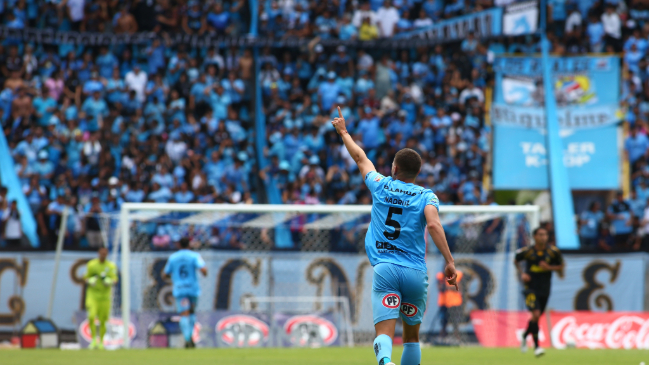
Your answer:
383;207;402;240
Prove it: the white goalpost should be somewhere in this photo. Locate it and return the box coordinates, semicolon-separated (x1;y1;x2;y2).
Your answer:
118;203;540;348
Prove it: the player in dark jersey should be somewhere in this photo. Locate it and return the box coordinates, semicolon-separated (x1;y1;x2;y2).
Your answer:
514;227;564;357
332;107;457;365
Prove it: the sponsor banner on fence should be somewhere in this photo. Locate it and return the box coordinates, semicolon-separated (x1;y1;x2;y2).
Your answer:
74;311;338;348
492;55;621;189
274;313;340;347
472;311;649;349
74;313;138;349
503;1;539;36
2;252;646;335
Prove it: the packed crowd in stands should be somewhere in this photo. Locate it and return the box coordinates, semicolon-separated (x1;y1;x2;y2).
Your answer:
0;0;648;252
0;0;495;38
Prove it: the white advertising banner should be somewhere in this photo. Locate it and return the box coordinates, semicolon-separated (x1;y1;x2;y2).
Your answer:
0;251;646;333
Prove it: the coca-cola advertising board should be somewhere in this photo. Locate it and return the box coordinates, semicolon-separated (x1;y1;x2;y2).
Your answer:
472;310;649;349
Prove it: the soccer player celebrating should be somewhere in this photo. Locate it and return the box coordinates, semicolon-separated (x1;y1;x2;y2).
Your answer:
163;238;207;348
332;107;457;365
84;247;117;350
514;227;564;357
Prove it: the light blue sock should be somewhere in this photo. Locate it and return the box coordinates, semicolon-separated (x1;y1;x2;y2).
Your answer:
188;314;196;340
373;334;392;365
401;342;421;365
179;316;191;342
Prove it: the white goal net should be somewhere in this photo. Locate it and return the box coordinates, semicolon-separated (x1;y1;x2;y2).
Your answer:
110;203;539;348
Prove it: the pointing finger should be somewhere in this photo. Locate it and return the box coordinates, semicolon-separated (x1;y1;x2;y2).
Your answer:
337;106;343;119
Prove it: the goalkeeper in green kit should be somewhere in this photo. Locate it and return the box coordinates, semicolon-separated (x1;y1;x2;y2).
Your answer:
84;247;117;349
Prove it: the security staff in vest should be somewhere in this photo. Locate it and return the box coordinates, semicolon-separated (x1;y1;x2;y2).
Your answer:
436;269;463;338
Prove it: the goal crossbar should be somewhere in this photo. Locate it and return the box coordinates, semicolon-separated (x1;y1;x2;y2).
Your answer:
120;202;541;215
119;203;540;348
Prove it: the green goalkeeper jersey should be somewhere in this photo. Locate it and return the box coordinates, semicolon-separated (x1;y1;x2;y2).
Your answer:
84;258;117;301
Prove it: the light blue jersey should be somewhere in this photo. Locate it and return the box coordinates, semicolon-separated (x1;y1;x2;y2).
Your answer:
164;249;206;298
364;171;439;273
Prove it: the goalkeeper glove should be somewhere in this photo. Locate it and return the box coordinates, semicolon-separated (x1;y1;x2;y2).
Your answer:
88;276;98;287
103;277;114;286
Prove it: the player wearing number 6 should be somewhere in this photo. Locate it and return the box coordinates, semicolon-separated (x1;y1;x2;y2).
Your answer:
332;107;457;365
163;238;208;348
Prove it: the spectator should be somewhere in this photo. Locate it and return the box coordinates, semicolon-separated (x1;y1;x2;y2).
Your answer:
413;9;433;29
586;14;605;53
183;1;207;35
124;65;148;103
83;195;103;248
376;0;400;38
601;4;621;52
565;7;582;35
352;2;378;29
461;32;478;53
113;5;139;34
359;17;379;41
579;201;604;249
3;201;22;248
62;0;86;30
608;191;634;248
318;72;341;113
625;125;649;171
338;14;358;40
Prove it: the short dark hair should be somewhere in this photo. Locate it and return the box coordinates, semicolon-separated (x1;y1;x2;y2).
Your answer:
180;238;190;248
533;227;547;236
394;148;422;179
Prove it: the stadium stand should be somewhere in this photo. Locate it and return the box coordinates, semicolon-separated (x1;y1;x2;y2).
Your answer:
0;0;646;252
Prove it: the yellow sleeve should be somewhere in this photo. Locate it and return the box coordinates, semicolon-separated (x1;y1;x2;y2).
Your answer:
84;260;96;279
107;262;118;281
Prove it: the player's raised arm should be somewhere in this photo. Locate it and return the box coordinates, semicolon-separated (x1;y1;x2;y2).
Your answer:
424;205;458;290
332;106;376;178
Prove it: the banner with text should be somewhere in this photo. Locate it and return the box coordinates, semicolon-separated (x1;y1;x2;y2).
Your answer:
0;252;645;334
492;56;621;189
493;126;620;189
472;311;649;349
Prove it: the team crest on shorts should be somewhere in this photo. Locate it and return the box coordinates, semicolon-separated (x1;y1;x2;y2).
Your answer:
400;303;418;317
382;294;400;308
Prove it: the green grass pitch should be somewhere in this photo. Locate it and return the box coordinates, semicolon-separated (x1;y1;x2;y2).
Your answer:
3;347;647;365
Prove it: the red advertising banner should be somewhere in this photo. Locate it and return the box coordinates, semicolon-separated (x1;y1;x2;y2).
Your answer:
470;311;551;348
471;311;649;349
